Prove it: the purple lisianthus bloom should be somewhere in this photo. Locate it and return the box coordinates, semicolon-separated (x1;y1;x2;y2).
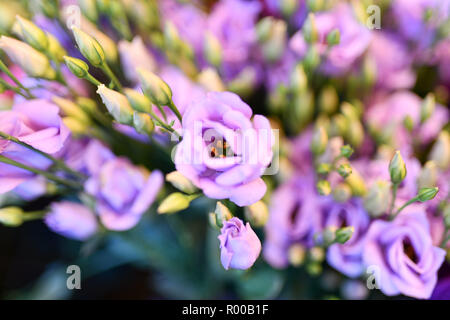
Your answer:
218;217;261;270
0;99;69;194
174;91;273;206
321;199;370;278
263;173;322;268
208;0;262;82
431;277;450;300
85;156;163;231
290;3;371;76
363;208;446;299
367;32;416;90
45;201;98;241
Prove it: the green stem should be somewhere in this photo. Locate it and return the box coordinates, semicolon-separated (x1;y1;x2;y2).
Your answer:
84;73;102;87
22;210;48;221
148;109;180;139
0;155;81;189
168;99;182;122
0;59;35;98
0;131;85;180
440;228;450;248
101;63;123;91
0;78;32;99
391;196;417;220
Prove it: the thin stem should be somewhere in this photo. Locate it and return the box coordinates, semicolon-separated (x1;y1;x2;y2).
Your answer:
0;78;32;99
101;63;123;91
391;197;417;220
168;99;182;122
0;59;35;98
388;183;398;218
440;228;450;248
0;131;86;180
0;155;81;189
148;109;181;139
84;73;102;86
22;210;48;221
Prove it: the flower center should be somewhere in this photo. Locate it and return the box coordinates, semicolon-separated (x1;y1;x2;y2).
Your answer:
403;239;418;264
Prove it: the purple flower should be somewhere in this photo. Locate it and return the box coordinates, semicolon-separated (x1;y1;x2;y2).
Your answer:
85;156;163;231
431;277;450;300
434;40;450;86
174;91;273;206
263;173;322;268
322;199;370;278
218;217;261;270
0;99;69;194
264;0;308;28
363;208;446;299
290;3;371;75
45;201;98;241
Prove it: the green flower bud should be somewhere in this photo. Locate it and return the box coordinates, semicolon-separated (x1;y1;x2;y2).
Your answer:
337;163;352;179
157;193;197;214
418;161;438;189
280;0;299;17
47;32;67;62
260;19;287;62
0;207;24;227
389;150;407;184
309;246;325;262
79;0;99;22
97;84;134;125
0;2;23;34
417;187;439;202
429;131;450;170
72;27;105;67
290;63;308;94
165;171;198;194
124;88;152;113
16;15;48;51
288;244;306;266
346;169;367;197
137;68;172;106
76;97;98;114
214;201;233;228
403;115;414;132
63;56;89;78
363;180;390;217
204;32;222;67
330;114;348;137
326;29;340;46
317;163;332;175
307;0;325;12
321;227;337;246
227;66;257;97
62;117;87;136
311;125;328;155
197;68;226;92
346;119;364;148
163;21;181;51
317;180;331;196
52;96;90;124
443;204;450;229
244;200;269;228
133;111;154;135
420;93;435;124
332;183;352;203
303;46;320;71
319;85;338;115
303;13;318;43
335;226;354;244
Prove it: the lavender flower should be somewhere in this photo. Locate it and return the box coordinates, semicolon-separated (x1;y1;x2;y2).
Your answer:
218;217;261;270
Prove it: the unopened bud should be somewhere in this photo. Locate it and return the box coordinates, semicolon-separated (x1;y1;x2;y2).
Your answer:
335;226;354;244
124;88;152;113
303;13;318;43
418;161;438;189
52;96;90;123
403;115;414;132
317;163;332;175
97;84;134;125
389;150;407;184
420;93;435;124
62;117;87;136
157;193;197;214
429;131;450;170
307;0;325;12
16;15;48;51
214;202;233;228
326;29;340;46
417;187;439;202
332;183;352;203
311;125;328;155
290;63;308;94
280;0;299;17
364;180;390;217
346;169;367;197
137;68;172;106
79;0;99;22
319;85;338;115
0;207;24;227
340;145;354;159
443;204;450;228
198;68;226;92
346;119;364;148
166;171;197;194
47;33;67;62
317;180;331;196
204;32;222;67
244;201;269;227
337;163;352;179
309;246;325;262
63;56;89;78
288;244;306;266
303;46;320;71
133;111;154;135
72;27;105;67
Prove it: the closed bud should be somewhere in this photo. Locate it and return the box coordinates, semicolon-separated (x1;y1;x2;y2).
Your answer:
319;85;338;115
326;29;340;46
280;0;299;17
163;21;181;51
198;68;226;92
214;201;233;228
335;226;354;244
307;0;325;12
16;15;48;51
0;207;24;227
288;244;306;266
256;17;272;42
204;32;222;67
124;88;152;113
443;204;450;228
346;169;367;197
244;200;269;227
227;66;257;97
72;27;105;67
137;68;172;106
346;119;364;148
52;96;90;123
418;161;438;189
260;19;287;62
303;46;320;71
79;0;99;22
364;180;390;217
429;131;450;170
62;117;87;136
337;163;352;179
332;183;352;203
330;114;347;137
317;180;331;196
0;2;23;34
303;13;318;43
63;56;89;78
290;63;308;94
97;84;134;125
0;36;55;79
157;192;197;214
389;150;407;184
340;145;354;158
311;125;328;155
47;33;67;62
321;227;337;246
309;246;325;262
403;115;414;132
165;171;197;194
133;111;154;135
76;97;98;114
420;93;435;124
317;163;332;175
417;187;439;202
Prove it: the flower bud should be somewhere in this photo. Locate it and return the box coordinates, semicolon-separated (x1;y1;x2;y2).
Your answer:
198;68;226;92
214;201;233;228
346;169;367;197
417;187;439;202
0;36;55;79
260;19;287;62
281;0;299;17
389;150;407;184
72;27;105;67
97;84;134;125
63;56;89;78
335;226;354;244
317;180;331;196
256;17;272;42
303;46;320;71
62;117;87;136
76;97;98;114
204;32;222;68
227;66;257;97
443;204;450;229
346;119;364;148
163;21;181;51
337;163;352;179
303;13;318;43
0;2;23;34
311;125;328;155
244;200;269;228
332;183;352;203
157;193;197;214
321;227;337;246
429;131;450;170
319;85;338;115
340;145;354;159
133;111;154;135
420;93;435;124
288;244;306;266
309;246;325;262
79;0;99;22
52;96;90;123
364;180;390;217
403;115;414;132
290;63;308;94
0;207;24;227
15;15;48;51
418;161;437;189
317;163;332;175
123;88;152;113
326;29;340;46
47;33;67;62
137;68;172;106
166;171;197;194
307;0;325;12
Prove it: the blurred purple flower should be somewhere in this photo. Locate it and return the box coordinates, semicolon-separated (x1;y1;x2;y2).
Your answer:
218;217;261;270
431;277;450;300
263;0;308;28
363;208;446;299
45;201;98;241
